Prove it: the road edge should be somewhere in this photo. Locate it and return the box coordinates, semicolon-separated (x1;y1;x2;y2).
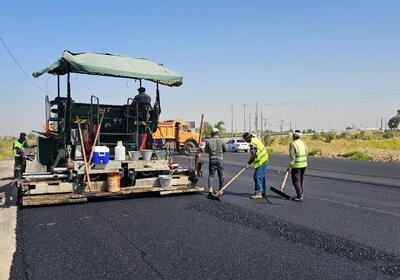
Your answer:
175;156;400;188
0;181;18;280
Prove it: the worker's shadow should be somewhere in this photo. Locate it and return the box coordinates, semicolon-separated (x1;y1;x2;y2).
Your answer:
267;194;289;200
223;191;284;205
0;182;17;209
0;176;14;181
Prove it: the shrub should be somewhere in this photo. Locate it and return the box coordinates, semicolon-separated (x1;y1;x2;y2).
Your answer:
351;132;362;140
278;136;289;145
383;131;394;139
321;132;336;143
309;148;322;156
312;133;321;141
339;151;372;161
337;132;350;140
351;131;371;140
262;133;275;146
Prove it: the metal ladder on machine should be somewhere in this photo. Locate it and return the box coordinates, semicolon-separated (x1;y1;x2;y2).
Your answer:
126;98;139;151
89;95;100;146
89;95;138;151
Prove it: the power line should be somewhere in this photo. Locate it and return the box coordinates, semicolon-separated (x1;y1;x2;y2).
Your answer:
260;90;400;107
0;37;47;95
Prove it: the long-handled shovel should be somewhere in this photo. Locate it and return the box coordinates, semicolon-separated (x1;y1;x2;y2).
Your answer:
84;109;105;184
207;167;247;201
75;118;91;191
270;170;293;200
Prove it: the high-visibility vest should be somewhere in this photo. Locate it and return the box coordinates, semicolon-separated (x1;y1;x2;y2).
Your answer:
13;140;24;157
291;139;308;168
251;137;269;168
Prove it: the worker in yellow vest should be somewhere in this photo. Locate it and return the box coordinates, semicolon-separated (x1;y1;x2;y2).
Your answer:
243;133;269;199
13;133;33;179
287;130;308;202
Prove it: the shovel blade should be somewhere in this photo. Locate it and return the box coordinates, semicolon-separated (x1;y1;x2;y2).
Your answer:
206;193;221;201
270;186;293;200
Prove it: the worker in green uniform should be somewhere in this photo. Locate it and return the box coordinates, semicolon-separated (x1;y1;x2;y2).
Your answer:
13;133;33;179
243;132;269;199
287;130;308;202
205;128;226;197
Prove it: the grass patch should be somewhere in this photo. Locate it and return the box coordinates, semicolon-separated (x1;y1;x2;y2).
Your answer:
383;132;395;139
0;136;15;160
309;148;322;156
266;148;275;155
339;151;372;161
0;135;36;160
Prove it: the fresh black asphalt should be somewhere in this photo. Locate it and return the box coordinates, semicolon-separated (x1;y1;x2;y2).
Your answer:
10;154;400;279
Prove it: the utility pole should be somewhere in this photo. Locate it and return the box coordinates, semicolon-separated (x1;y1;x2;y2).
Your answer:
380;117;383;131
264;118;267;132
243;104;246;133
290;122;292;131
260;112;263;135
280;120;284;136
385;118;387;130
249;112;251;133
255;102;258;133
231;104;234;135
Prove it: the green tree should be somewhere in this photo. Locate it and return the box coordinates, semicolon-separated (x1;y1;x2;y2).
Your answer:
388;116;400;130
203;122;213;137
214;121;226;136
202;120;226;137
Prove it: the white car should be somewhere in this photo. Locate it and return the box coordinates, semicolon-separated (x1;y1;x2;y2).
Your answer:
225;139;250;152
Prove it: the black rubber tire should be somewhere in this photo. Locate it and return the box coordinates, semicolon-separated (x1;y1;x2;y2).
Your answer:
184;140;198;156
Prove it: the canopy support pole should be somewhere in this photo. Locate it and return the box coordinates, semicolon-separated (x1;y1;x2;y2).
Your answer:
66;71;72;146
57;75;60;98
156;81;161;115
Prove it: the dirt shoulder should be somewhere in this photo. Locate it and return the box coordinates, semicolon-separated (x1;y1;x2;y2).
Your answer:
269;140;400;163
0;160;17;280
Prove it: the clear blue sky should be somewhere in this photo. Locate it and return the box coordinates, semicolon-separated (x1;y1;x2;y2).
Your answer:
1;0;399;135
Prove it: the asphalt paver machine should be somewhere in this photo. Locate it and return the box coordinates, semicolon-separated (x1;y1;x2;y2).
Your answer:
17;50;203;206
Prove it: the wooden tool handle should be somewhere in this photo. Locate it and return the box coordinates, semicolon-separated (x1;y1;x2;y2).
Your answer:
280;171;289;191
195;113;204;176
77;121;91;191
85;110;106;183
87;111;106;164
215;167;247;196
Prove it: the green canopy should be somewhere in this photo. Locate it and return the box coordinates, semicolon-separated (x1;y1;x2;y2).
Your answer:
32;50;183;87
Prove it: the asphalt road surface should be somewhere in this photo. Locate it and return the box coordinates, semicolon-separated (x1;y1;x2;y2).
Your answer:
9;154;400;279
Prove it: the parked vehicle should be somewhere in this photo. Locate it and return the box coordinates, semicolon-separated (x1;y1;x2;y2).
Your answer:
153;120;199;154
225;138;250;152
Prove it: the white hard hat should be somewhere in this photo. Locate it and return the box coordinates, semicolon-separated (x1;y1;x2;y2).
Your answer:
293;130;302;137
211;128;219;133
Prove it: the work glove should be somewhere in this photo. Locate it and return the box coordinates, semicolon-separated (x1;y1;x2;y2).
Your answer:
286;167;292;173
245;164;250;169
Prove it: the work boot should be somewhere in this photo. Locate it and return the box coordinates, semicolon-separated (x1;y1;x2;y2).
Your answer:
261;192;266;198
293;196;304;202
207;192;214;199
251;192;263;199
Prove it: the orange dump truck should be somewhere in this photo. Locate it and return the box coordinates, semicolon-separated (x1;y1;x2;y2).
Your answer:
153;120;200;154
